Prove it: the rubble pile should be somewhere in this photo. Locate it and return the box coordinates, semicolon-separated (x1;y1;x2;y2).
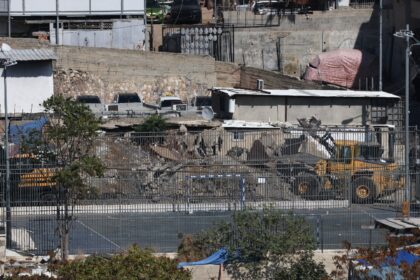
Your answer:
54;69;209;104
86;128;301;202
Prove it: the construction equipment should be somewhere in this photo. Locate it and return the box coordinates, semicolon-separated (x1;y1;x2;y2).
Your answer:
276;130;404;203
6;153;56;204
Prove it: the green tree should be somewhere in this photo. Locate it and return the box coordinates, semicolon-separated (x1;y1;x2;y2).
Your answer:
177;208;327;280
134;114;167;132
27;95;104;260
133;114;168;145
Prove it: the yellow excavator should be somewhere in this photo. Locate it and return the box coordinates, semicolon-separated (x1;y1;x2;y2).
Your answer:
277;131;404;203
8;153;56;203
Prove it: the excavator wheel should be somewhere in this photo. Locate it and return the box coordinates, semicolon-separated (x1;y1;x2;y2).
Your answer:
292;172;321;200
352;177;376;204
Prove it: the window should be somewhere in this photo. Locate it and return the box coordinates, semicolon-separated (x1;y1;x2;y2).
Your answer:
76;95;101;104
117;93;141;103
161;99;182;108
336;146;352;164
232;131;245;140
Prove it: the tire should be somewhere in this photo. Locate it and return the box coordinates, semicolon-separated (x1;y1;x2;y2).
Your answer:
352;177;376;204
292;172;320;199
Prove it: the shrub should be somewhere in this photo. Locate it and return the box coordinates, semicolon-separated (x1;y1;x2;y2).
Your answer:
134;114;167;133
177;208;327;280
56;245;191;280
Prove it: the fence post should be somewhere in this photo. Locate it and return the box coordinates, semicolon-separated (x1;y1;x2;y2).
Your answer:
321;215;324;253
316;215;320;249
186;176;191;214
240;178;245;210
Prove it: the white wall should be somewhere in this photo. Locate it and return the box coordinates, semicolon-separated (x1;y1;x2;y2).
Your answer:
50;19;146;50
9;0;144;16
0;61;54;114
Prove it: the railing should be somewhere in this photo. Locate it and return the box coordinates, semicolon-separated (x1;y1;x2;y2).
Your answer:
161;24;235;62
349;0;376;9
3;127;420;254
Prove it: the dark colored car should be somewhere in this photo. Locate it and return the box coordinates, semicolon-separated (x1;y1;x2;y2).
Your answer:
191;96;211;110
146;0;166;23
167;0;201;24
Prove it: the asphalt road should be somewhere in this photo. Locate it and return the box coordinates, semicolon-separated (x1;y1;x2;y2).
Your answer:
8;203;405;255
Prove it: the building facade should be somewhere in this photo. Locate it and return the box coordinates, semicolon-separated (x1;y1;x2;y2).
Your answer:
212;88;400;127
0;48;56;114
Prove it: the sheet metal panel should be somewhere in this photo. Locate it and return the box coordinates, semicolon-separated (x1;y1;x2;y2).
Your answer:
9;0;144;16
51;20;144;50
0;0;8;12
0;49;56;61
214;88;400;99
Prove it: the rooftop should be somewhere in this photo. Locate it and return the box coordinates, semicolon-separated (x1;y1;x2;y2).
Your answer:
0;48;56;62
214;88;400;99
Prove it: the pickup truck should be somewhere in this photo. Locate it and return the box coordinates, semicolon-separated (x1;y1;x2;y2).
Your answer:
107;93;146;115
76;95;105;115
158;96;186;111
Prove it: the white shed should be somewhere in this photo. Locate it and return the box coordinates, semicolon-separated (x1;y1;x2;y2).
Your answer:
0;48;56;114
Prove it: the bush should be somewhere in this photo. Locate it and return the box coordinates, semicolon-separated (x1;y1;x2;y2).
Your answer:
134;114;167;133
177;208;327;280
55;245;190;280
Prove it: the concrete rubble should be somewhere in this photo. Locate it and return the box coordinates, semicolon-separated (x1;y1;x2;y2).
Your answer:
86;121;319;202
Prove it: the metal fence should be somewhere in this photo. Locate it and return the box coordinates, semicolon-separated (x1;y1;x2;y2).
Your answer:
349;0;376;9
161;24;235;62
2;126;420;254
219;7;281;28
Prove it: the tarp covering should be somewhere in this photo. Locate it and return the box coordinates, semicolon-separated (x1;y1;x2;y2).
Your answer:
177;248;228;268
9;116;48;144
355;250;420;279
303;49;377;89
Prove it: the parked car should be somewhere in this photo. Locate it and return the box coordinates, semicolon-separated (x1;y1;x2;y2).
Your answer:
252;0;283;15
166;0;201;24
158;96;188;111
146;0;166;23
76;95;105;114
107;93;144;114
190;96;211;110
252;0;311;15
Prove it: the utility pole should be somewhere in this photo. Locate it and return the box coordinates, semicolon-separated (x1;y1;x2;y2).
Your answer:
379;0;383;91
405;24;410;217
56;0;59;45
7;0;11;37
3;63;11;248
1;55;17;249
394;26;420;218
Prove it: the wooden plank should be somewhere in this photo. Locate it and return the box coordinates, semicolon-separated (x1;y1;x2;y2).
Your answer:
375;219;405;230
387;219;417;229
404;218;420;227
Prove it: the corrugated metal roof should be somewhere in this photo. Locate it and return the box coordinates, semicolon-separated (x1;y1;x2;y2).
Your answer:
0;49;56;61
222;120;280;129
214;88;400;99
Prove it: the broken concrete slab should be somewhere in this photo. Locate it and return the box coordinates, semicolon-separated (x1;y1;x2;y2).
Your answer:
150;145;180;161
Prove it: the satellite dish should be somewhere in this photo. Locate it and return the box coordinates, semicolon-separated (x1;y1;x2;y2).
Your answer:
202;106;214;121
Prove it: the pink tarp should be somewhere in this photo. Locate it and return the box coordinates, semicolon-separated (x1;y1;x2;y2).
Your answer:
303;49;377;89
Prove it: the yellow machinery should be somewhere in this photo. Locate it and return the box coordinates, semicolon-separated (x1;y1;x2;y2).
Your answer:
278;139;404;203
9;153;56;203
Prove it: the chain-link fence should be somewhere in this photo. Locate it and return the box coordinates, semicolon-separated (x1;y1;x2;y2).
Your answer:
2;126;420;254
349;0;376;9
